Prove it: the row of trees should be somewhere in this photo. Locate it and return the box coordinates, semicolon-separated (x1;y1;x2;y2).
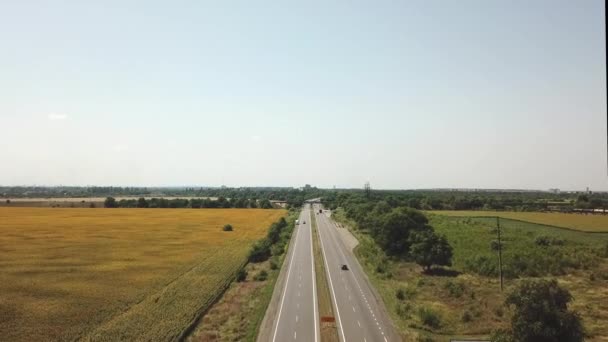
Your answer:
248;217;291;262
1;185;329;208
6;185;608;212
322;189;608;212
103;197;274;209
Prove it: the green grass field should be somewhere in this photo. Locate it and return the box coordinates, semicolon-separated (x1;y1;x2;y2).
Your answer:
0;207;285;341
428;210;608;232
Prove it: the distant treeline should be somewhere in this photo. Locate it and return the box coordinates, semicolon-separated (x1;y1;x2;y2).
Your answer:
2;185;325;209
103;196;275;209
323;190;608;212
4;185;608;212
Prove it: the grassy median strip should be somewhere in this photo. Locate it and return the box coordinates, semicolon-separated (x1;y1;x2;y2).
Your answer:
311;210;340;342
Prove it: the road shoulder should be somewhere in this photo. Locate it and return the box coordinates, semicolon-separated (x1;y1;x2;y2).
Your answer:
256;215;301;342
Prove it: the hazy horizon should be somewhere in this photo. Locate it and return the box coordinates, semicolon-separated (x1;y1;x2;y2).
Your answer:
1;1;606;190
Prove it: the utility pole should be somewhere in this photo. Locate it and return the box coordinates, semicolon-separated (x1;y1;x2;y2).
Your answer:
364;181;371;199
497;216;504;292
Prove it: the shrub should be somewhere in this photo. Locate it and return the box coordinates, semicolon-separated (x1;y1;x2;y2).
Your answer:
270;244;284;256
505;279;584;342
418;306;441;329
534;235;565;247
236;268;247;282
396;303;412;318
489;329;513;342
494;306;504;317
248;239;271;262
444;280;465;298
461;309;472;323
254;270;268;281
396;288;405;300
269;258;278;270
223;224;233;231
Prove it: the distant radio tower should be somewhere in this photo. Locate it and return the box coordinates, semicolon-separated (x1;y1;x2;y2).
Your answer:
364;182;371;198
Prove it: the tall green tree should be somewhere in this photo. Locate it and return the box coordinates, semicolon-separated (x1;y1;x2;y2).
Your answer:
505;279;584;342
409;230;453;272
104;197;117;208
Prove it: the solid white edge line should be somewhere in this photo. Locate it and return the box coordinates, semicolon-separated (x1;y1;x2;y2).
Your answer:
272;210;302;342
309;206;319;342
316;204;346;341
325;212;390;341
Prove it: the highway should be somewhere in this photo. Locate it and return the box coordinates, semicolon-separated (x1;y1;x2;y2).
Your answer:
314;203;399;342
270;205;319;342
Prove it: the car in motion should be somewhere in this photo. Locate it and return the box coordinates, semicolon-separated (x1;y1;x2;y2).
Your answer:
341;264;349;271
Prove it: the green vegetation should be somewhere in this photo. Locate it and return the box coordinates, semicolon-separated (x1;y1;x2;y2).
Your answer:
325;192;608;341
410;229;453;272
502;279;584;342
223;224;233;231
430;210;608;232
102;196;280;209
432;216;608;278
2;185;327;208
186;209;298;341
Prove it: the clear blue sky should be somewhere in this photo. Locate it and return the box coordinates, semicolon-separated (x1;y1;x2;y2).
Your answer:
1;1;606;190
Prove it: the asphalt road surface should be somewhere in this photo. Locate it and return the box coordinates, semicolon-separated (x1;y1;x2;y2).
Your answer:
314;204;399;342
271;205;319;342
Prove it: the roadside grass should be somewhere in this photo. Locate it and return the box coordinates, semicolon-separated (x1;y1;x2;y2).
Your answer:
0;207;286;342
428;210;608;232
332;208;608;341
311;209;340;342
187;210;299;342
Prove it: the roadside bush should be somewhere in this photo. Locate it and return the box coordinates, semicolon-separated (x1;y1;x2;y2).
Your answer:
236;268;247;282
444;280;465;298
248;239;271;263
418;306;441;329
254;270;268;281
269;258;278;270
223;224;233;231
396;288;405;300
396;303;412;318
270;244;284;256
489;329;513;342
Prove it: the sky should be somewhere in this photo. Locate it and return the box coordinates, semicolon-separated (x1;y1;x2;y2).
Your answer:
0;1;606;190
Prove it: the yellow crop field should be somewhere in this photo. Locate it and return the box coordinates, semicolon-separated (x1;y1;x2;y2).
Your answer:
0;207;286;341
428;210;608;232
